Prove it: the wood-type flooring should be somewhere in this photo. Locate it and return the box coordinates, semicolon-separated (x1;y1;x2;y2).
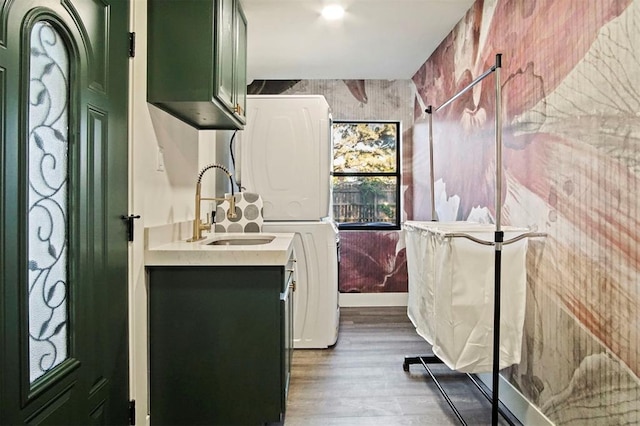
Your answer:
283;306;516;426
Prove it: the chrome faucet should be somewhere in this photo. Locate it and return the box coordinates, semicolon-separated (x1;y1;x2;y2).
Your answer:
187;163;237;242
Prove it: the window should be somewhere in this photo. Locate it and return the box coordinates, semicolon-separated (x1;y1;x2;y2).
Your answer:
332;121;401;230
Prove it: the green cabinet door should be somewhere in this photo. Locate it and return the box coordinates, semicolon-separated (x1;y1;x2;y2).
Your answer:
147;0;247;129
148;265;291;425
216;0;235;112
233;0;248;122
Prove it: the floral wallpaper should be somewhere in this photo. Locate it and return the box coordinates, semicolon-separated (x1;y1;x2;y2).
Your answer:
411;0;640;423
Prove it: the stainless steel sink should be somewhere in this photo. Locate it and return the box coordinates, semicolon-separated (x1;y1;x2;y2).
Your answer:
206;236;275;246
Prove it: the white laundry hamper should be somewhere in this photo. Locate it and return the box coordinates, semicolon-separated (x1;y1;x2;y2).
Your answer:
404;221;528;373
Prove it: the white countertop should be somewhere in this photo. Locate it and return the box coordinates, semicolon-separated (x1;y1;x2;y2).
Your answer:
144;222;294;266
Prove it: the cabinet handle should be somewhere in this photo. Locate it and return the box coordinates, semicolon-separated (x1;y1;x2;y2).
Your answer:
234;103;243;115
281;280;294;301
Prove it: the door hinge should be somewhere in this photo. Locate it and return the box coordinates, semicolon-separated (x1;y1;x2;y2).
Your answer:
129;32;136;58
129;399;136;425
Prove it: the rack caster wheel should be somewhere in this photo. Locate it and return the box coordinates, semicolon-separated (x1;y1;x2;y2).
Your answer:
402;362;409;372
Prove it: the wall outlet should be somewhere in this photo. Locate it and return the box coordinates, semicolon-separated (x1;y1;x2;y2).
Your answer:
156;147;165;172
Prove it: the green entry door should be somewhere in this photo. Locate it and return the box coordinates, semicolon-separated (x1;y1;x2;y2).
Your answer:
1;0;130;424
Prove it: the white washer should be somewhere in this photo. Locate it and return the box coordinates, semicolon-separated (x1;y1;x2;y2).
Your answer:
262;221;339;348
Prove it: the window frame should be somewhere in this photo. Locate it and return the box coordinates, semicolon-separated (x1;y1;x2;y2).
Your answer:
331;120;402;231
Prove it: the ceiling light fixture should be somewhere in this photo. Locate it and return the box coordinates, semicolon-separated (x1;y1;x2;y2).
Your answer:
321;4;345;20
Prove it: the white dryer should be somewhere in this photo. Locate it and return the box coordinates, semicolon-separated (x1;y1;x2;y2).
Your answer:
262;221;339;348
239;95;332;221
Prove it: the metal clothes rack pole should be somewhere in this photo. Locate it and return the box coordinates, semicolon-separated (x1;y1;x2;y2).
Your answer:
404;54;545;426
492;53;504;426
426;106;437;221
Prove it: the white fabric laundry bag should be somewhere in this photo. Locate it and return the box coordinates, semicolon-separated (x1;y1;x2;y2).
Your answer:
404;221;528;373
405;224;438;344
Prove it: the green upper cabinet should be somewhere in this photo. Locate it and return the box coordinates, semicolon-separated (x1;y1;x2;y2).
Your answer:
147;0;247;129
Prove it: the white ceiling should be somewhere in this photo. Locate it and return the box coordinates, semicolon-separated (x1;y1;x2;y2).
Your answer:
242;0;474;82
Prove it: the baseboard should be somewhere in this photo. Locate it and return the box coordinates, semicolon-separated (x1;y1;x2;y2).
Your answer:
339;292;408;307
475;373;553;426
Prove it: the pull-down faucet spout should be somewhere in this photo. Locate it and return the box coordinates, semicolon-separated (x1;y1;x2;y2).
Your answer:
187;163;237;242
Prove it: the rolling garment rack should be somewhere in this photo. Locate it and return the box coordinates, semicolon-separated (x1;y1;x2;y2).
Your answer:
403;54;546;426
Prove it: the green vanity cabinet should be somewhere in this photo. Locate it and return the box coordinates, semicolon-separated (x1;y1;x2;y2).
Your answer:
147;0;247;129
148;263;294;425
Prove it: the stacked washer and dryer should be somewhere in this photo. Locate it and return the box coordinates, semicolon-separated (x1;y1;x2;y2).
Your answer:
239;95;340;348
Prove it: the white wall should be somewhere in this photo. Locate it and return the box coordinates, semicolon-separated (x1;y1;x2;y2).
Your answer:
128;2;233;424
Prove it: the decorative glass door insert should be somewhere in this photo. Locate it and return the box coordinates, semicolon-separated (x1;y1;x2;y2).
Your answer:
27;20;70;384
